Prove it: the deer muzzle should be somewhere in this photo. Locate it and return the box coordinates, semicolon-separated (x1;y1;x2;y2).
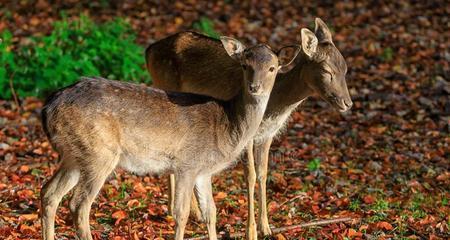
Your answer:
327;94;353;112
248;83;262;95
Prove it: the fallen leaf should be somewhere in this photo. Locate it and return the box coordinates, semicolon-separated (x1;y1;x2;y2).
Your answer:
274;233;286;240
363;195;375;204
133;182;147;193
359;225;369;231
347;228;363;238
19;214;38;221
19;224;36;234
215;191;227;200
19;165;29;173
376;221;393;231
127;199;140;208
111;210;127;225
311;205;320;214
17;189;34;199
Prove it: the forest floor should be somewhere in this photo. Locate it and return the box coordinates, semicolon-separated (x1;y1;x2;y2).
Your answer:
0;1;449;239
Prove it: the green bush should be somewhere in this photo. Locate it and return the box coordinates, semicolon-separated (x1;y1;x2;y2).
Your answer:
0;31;15;98
0;15;150;99
192;17;220;39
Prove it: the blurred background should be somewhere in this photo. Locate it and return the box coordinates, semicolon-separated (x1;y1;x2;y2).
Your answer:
0;1;448;239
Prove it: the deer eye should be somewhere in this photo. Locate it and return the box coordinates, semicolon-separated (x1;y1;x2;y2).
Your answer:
269;66;275;72
326;73;333;83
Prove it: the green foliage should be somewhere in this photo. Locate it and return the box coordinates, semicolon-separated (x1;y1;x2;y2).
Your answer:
367;199;390;222
192;17;220;39
31;168;43;177
97;216;114;225
118;182;131;200
371;199;390;212
307;158;321;171
349;199;361;211
442;196;448;206
0;31;15;97
381;47;393;62
0;15;150;99
409;194;427;219
368;213;387;222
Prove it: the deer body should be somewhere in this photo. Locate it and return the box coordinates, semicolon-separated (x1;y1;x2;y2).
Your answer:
44;79;256;175
40;39;295;240
146;19;352;239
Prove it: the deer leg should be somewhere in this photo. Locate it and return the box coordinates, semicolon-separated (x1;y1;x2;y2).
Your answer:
41;164;80;240
169;174;175;216
244;140;257;240
173;172;196;240
194;175;217;240
170;172;202;221
255;138;273;236
69;155;118;240
70;174;111;240
190;191;203;222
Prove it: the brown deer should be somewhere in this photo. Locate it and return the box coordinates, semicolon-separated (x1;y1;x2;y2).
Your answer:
40;37;299;240
145;18;352;239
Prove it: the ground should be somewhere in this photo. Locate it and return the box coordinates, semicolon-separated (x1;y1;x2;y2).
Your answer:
0;1;449;239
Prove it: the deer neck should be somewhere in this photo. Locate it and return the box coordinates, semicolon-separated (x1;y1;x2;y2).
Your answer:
226;89;270;154
265;53;313;116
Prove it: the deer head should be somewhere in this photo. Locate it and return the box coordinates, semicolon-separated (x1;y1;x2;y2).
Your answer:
300;18;353;112
220;37;300;97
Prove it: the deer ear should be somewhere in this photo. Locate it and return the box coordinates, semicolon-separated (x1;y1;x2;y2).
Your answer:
277;45;301;73
220;36;245;60
301;28;318;59
314;18;333;44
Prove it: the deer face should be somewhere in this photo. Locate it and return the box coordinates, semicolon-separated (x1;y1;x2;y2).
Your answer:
301;18;353;112
221;37;299;97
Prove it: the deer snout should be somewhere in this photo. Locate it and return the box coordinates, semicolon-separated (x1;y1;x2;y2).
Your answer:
344;99;353;109
336;97;353;112
248;83;262;95
326;94;352;113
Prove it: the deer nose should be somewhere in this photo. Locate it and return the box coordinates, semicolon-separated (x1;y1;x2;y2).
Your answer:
344;99;353;109
249;84;261;93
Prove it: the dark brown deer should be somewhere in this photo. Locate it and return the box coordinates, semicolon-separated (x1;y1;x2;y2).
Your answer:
145;18;352;239
40;37;299;240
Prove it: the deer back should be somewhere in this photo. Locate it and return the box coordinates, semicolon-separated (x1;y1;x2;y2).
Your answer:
146;31;242;100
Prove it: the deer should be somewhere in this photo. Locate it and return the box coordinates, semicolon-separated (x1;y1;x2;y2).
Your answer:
39;36;299;240
145;18;352;239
